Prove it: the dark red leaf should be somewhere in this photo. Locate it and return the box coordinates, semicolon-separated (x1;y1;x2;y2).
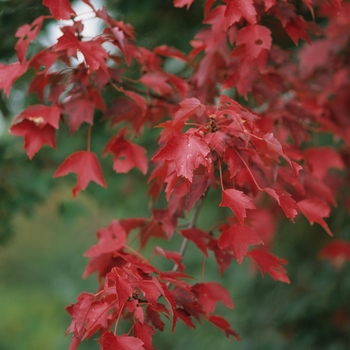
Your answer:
152;132;211;182
264;188;298;221
297;199;333;236
180;228;211;256
218;225;263;264
54;151;107;197
223;0;257;28
9;120;56;159
209;315;241;340
102;333;145;350
43;0;76;20
192;282;234;316
247;249;290;283
220;189;256;224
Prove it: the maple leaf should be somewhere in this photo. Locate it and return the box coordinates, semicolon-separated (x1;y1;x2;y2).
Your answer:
134;323;156;350
297;199;333;236
209;315;241;340
218;225;263;264
220;189;256;224
247;249;290;283
102;333;145;350
180;228;211;256
152;132;211;182
66;292;94;338
173;0;195;9
63;97;95;134
319;240;350;270
9;120;56;159
0;62;28;98
15;16;44;63
154;246;185;272
103;129;148;174
223;0;257;28
84;220;127;257
192;282;234;316
54;151;107;197
173;97;206;127
236;24;272;59
264;188;298;221
43;0;76;20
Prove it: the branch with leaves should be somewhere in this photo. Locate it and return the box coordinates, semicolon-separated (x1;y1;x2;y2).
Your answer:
2;0;350;349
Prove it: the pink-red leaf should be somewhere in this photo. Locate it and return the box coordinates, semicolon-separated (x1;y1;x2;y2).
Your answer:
264;188;298;221
297;199;333;236
43;0;76;20
248;249;290;283
152;132;211;182
218;225;263;264
319;240;350;269
223;0;257;28
220;189;256;224
54;151;107;197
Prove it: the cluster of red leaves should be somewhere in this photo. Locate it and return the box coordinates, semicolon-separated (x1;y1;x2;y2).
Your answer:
2;0;350;349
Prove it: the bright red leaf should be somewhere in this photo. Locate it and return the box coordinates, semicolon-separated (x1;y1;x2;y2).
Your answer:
43;0;76;20
247;249;290;284
0;62;28;97
209;315;241;340
152;132;211;182
102;333;145;350
220;189;256;224
54;151;107;197
264;188;298;221
297;199;333;236
218;225;263;264
223;0;257;28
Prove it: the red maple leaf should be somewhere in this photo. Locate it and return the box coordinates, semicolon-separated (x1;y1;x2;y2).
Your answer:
54;151;107;197
172;97;206;127
218;225;263;264
15;16;44;62
297;198;333;236
43;0;76;20
103;129;148;174
0;62;28;97
220;189;256;224
9;120;56;159
209;315;241;340
223;0;257;28
192;282;234;316
152;132;211;182
236;24;272;59
319;240;350;270
180;228;211;256
173;0;195;9
134;323;156;350
84;220;127;257
264;188;298;221
101;333;145;350
247;249;290;284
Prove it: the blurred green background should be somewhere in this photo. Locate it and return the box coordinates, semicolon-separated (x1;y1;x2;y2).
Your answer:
1;0;349;349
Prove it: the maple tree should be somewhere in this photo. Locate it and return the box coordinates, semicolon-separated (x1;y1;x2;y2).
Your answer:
2;0;350;348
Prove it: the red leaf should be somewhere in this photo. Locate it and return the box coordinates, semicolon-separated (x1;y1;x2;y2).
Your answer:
173;0;195;9
66;292;94;338
264;188;298;221
9;120;56;159
180;228;211;256
12;104;61;129
209;315;241;340
134;323;155;350
223;0;257;28
319;240;350;269
54;151;107;197
236;24;272;59
173;97;206;127
297;199;333;236
0;62;27;97
305;147;345;180
15;16;44;62
140;72;173;95
192;282;234;316
154;246;184;272
103;129;148;174
43;0;76;20
102;333;145;350
247;249;290;284
84;220;127;257
152;132;211;182
64;98;95;134
220;189;256;224
218;225;263;264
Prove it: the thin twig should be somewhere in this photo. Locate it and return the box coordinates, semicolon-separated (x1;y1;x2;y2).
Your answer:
172;197;205;273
